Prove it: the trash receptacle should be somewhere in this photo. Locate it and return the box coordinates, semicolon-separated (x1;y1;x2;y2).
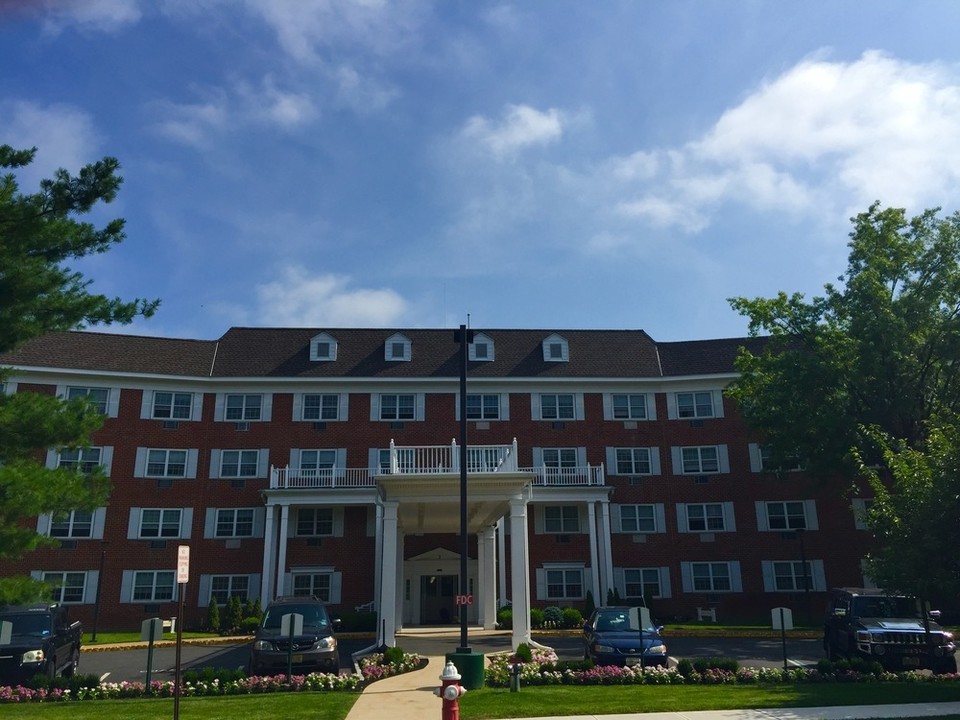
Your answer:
445;651;485;689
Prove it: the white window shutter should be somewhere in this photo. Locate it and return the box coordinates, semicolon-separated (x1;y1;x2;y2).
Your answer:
84;571;99;604
680;562;693;592
283;573;292;595
134;448;148;478
45;449;58;470
535;568;546;600
339;393;349;421
812;560;826;591
127;508;141;539
654;504;666;534
330;572;343;604
533;505;545;534
730;561;743;592
250;574;262;599
369;395;380;421
646;394;657;421
666;393;678;420
120;570;134;602
92;508;107;539
140;390;153;419
181;508;194;539
333;507;345;537
576;447;587;468
415;394;425;421
761;561;775;591
204;508;217;539
670;447;682;475
610;504;622;532
36;513;52;536
454;393;461;421
602;394;613;420
532;447;543;468
718;445;730;473
289;448;300;468
257;449;270;478
748;443;763;472
198;576;212;607
676;504;689;533
106;389;120;418
500;394;510;421
649;447;661;475
805;500;819;530
605;448;618;474
658;567;672;598
368;448;380;472
712;389;724;418
209;450;221;479
214;394;225;421
191;392;203;421
530;395;541;420
723;502;736;532
335;449;347;478
253;508;266;538
186;449;199;479
755;501;769;531
575;394;585;420
292;394;302;421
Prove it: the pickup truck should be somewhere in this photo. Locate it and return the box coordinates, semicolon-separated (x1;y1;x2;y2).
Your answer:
823;587;957;674
0;603;82;686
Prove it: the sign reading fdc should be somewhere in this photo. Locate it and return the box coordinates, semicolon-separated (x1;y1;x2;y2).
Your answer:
455;594;474;606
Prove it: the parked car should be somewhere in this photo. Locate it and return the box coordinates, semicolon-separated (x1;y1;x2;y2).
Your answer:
823;587;957;674
582;606;668;667
0;602;82;686
248;596;340;676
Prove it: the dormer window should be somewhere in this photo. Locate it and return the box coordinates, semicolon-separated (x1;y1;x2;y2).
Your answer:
542;334;569;362
385;333;411;362
310;333;338;362
469;333;494;362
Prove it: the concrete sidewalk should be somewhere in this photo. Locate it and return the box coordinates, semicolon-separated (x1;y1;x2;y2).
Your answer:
344;627;960;720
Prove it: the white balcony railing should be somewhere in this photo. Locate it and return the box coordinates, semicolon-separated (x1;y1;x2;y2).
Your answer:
269;439;605;489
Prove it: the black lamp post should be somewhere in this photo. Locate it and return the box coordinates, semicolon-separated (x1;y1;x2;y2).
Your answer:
454;324;473;654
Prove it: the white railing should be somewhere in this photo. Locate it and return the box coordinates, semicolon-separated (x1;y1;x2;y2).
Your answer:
270;442;605;489
525;464;606;486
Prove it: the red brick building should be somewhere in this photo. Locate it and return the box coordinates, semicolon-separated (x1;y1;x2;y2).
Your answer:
0;327;875;644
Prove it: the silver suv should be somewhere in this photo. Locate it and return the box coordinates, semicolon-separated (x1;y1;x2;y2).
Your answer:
248;597;339;676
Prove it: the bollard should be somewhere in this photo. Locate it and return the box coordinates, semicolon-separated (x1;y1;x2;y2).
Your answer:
509;660;522;692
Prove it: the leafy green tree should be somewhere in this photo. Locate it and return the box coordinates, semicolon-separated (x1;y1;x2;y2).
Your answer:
858;418;960;604
728;203;960;477
0;145;159;603
207;597;222;633
225;595;244;632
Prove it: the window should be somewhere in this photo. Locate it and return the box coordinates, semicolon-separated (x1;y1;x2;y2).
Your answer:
623;568;662;599
619;505;656;533
67;386;109;414
691;562;731;591
766;501;807;530
302;394;339;421
686;503;726;532
42;572;87;604
220;450;260;477
49;510;93;538
681;446;719;473
146;449;187;477
297;508;334;536
380;394;415;421
540;394;575;420
58;448;103;473
542;334;569;362
139;509;183;538
544;506;580;533
759;445;804;472
310;332;338;361
225;394;261;421
133;570;176;601
384;334;411;361
546;568;583;600
852;498;874;530
209;575;250;605
152;392;193;420
615;448;651;475
216;509;255;538
676;391;715;418
772;561;813;591
292;572;332;602
541;448;578;474
300;450;337;474
612;394;647;420
466;394;499;420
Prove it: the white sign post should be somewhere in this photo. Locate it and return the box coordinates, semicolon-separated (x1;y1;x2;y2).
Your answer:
772;607;794;669
174;545;189;720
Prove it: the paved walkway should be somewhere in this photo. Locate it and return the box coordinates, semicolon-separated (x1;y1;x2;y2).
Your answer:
344;627;960;720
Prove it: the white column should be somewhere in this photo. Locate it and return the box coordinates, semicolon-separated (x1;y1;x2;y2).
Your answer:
275;504;290;597
373;503;383;612
395;531;405;632
509;498;531;647
598;499;614;602
587;501;601;604
497;517;507;607
378;501;399;646
260;503;277;605
479;526;497;629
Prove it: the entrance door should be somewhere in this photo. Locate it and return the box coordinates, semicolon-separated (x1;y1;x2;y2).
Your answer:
420;575;458;624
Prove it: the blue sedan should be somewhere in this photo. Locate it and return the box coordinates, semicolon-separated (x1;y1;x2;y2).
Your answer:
582;606;669;667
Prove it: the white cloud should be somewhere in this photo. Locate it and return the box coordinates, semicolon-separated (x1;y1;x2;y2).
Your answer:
611;51;960;233
253;268;409;327
1;100;100;186
334;65;398;114
151;94;228;147
462;104;566;158
40;0;142;34
236;78;318;128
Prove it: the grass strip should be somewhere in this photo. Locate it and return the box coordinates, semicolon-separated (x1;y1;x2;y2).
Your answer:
460;682;960;719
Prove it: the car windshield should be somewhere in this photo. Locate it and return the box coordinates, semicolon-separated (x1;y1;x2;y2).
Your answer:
851;596;920;619
1;613;51;636
593;611;655;633
261;605;329;631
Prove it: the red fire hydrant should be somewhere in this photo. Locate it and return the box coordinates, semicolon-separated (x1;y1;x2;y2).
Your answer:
434;660;467;720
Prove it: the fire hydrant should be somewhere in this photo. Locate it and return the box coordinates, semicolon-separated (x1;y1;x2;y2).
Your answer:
434;660;466;720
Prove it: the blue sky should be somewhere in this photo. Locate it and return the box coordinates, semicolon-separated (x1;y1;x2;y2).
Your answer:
4;1;960;342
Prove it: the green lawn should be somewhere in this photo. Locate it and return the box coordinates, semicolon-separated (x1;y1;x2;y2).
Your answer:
459;681;960;719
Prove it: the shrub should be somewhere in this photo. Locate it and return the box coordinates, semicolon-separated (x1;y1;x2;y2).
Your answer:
514;642;534;663
240;616;260;633
225;596;244;632
206;598;221;632
497;607;512;629
584;590;596;619
383;645;405;666
562;607;583;628
529;608;544;629
184;667;245;685
676;658;694;677
692;656;739;673
543;606;563;627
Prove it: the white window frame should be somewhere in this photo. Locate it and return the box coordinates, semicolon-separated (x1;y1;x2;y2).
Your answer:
677;502;736;533
41;571;89;604
622;568;664;599
289;570;341;603
617;504;659;533
539;394;576;420
614;447;651;475
151;391;194;420
384;333;411;362
300;394;341;421
48;510;94;538
198;574;261;607
310;332;338;362
56;447;105;474
137;508;184;539
147;449;188;478
543;505;580;533
675;391;715;418
378;393;417;421
671;445;729;475
134;448;199;479
224;394;262;421
215;508;256;538
466;393;500;420
542;334;569;362
219;449;261;478
537;565;584;600
295;507;336;537
758;500;815;531
38;508;106;540
63;385;114;416
681;561;742;593
612;394;647;420
852;498;874;530
761;559;826;592
130;570;176;602
749;443;805;472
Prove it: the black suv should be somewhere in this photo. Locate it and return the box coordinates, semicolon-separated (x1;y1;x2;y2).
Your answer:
248;597;339;676
823;587;956;673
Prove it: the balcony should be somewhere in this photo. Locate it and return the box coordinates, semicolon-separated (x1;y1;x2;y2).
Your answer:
269;439;605;489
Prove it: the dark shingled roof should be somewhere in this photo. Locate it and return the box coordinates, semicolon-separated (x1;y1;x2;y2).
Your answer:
0;331;218;377
1;328;766;379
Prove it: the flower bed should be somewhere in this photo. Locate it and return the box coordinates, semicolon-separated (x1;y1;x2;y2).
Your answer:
484;650;960;688
0;651;425;703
